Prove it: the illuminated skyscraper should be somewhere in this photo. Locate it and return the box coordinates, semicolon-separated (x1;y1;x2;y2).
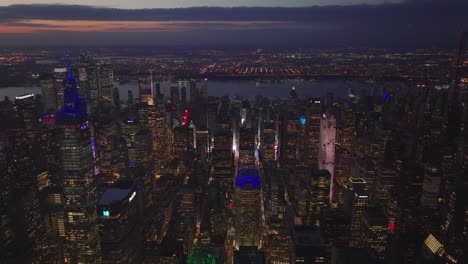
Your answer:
371;164;397;206
201;78;208;99
40;75;58;113
261;121;276;162
280;112;298;168
57;54;101;263
54;67;68;111
360;207;388;260
420;165;442;209
318;114;336;202
299;99;321;166
97;63;113;103
344;178;369;247
212;129;233;186
234;168;262;248
173;125;195;157
239;128;256;167
97;180;141;264
310;169;331;225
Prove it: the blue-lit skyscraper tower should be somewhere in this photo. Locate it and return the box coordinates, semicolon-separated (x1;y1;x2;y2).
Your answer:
234;168;262;249
57;54;102;263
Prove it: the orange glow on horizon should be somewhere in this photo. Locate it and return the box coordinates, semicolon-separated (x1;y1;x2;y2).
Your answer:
0;19;285;34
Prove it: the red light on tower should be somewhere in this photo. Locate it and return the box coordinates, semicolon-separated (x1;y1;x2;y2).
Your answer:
182;109;188;125
388;225;395;229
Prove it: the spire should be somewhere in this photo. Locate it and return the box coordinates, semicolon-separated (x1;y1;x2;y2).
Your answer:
150;70;154;97
66;53;72;78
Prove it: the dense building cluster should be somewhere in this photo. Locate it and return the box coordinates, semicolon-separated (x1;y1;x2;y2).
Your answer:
0;46;467;264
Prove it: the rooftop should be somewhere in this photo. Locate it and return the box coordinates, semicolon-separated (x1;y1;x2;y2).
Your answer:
236;167;261;190
98;181;135;206
292;225;324;247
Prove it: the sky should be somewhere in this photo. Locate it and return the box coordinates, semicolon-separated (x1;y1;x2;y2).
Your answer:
0;0;466;48
0;1;404;9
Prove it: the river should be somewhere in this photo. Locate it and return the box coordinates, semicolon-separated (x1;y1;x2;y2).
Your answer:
0;80;384;101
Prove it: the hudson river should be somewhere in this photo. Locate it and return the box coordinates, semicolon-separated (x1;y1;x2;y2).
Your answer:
0;80;386;101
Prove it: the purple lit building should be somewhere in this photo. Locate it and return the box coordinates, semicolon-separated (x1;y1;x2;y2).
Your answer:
57;54;102;263
234;168;262;249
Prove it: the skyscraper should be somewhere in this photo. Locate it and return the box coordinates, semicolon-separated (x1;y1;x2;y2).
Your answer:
40;75;57;113
201;78;208;99
239;128;256;167
344;178;369;248
310;169;332;225
420;165;442;209
57;54;101;263
318;114;336;203
280;112;298;168
234;168;262;249
360;207;388;260
455;30;467;67
97;180;141;264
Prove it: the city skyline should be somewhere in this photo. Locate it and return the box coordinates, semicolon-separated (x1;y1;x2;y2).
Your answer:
0;1;467;263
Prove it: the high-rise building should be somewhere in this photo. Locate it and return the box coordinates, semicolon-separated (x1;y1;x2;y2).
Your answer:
189;80;197;102
299;99;321;166
261;121;276;162
201;78;208;99
234;168;262;248
40;76;58;113
97;180;141;264
318;114;336;202
173;125;195;157
371;164;397;206
420;165;442;209
56;55;102;263
280;112;298;168
212;129;233;187
291;225;326;264
320;207;351;248
180;85;187;105
310;169;332;226
97;63;113;103
360;207;388;260
455;30;467;66
239;128;256;167
54;68;67;111
343;178;369;247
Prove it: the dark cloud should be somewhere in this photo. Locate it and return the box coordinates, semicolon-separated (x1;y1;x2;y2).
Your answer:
0;2;467;48
6;22;65;28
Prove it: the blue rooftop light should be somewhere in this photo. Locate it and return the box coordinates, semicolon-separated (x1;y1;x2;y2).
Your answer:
299;115;306;125
383;93;390;100
236;167;260;190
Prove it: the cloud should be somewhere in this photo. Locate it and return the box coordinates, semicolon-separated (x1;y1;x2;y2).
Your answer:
0;2;466;47
6;22;65;28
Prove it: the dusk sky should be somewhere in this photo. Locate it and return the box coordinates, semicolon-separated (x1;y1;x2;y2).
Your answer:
0;0;466;48
0;1;404;9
